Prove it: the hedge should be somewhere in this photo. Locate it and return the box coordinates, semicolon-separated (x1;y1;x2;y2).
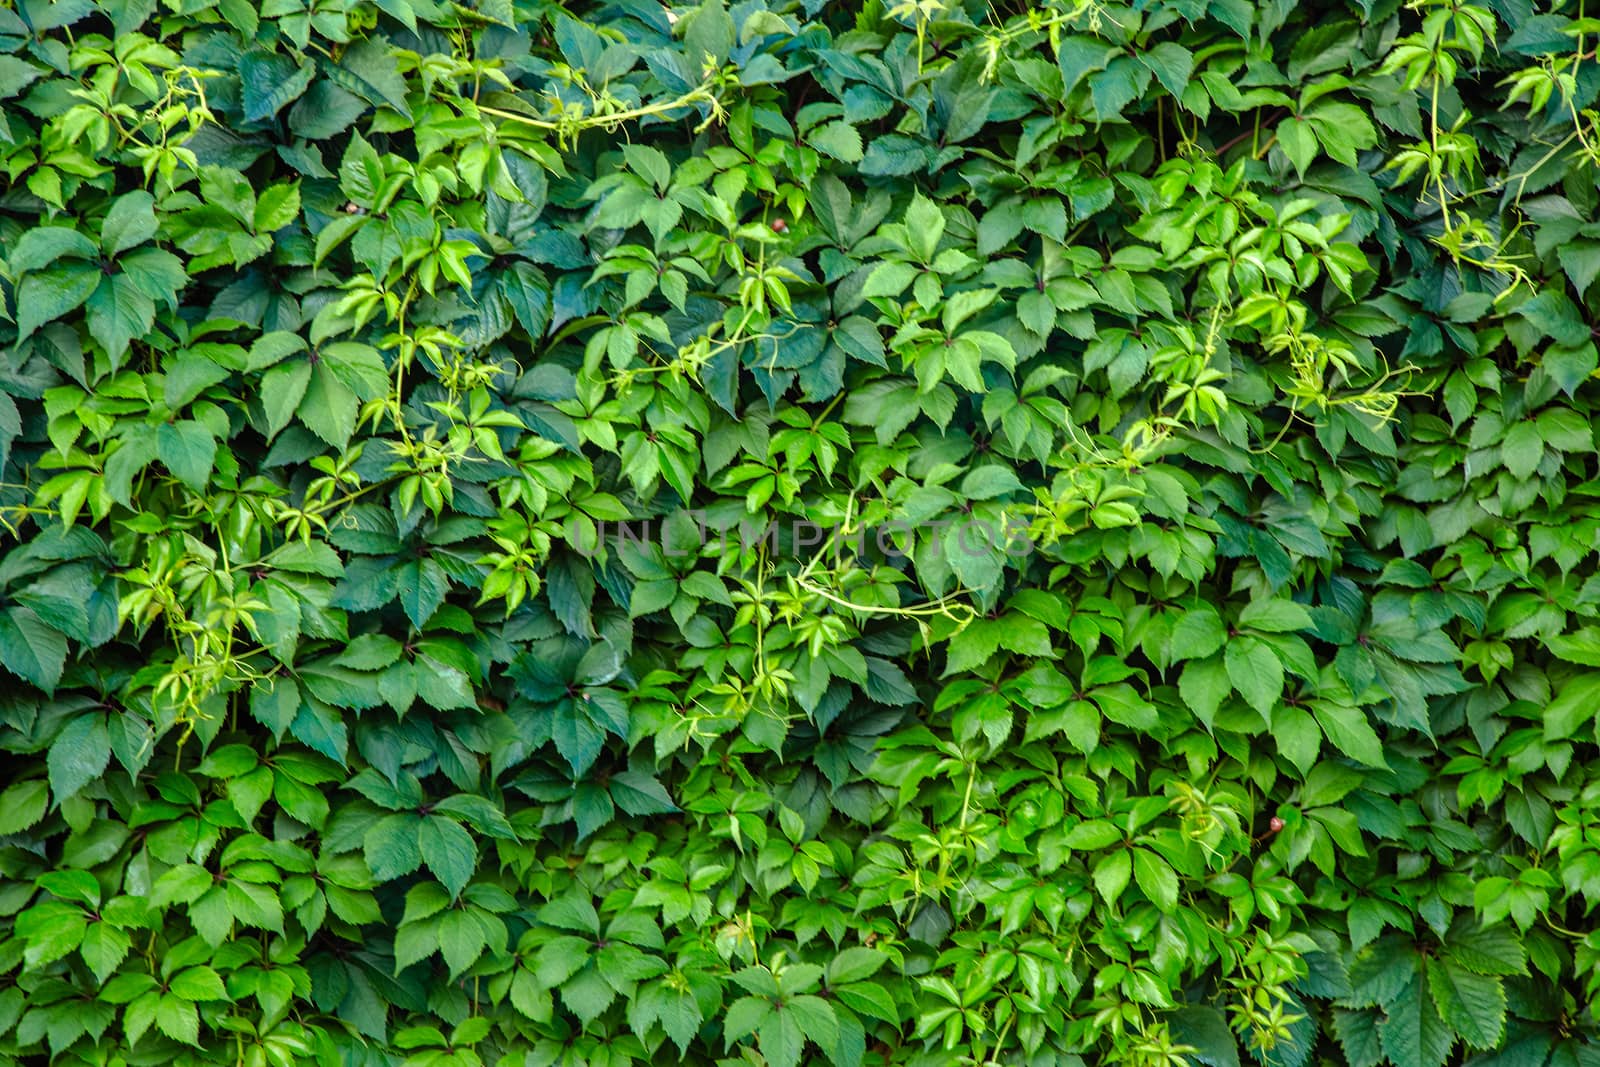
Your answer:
2;0;1600;1064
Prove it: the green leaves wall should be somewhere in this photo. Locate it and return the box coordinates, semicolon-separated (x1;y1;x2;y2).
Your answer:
2;0;1600;1064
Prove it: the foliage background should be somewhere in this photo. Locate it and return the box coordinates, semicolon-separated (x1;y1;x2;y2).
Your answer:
3;0;1600;1064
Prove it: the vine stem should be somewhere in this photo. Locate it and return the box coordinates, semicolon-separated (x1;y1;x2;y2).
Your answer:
474;84;725;139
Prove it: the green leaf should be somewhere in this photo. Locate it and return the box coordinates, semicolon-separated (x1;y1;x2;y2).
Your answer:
1179;655;1231;730
0;779;48;834
260;360;313;438
86;273;158;364
756;1006;807;1067
254;182;301;233
250;678;301;737
1313;702;1390;768
610;771;677;815
1093;849;1132;906
1543;341;1597;394
863;262;919;299
1378;970;1454;1067
1445;921;1527;976
1502;420;1544;479
16;263;99;340
1169;1005;1241;1067
289;79;370;139
1225;636;1283;715
101;190;158;257
1332;1009;1385;1067
47;714;109;800
905;192;946;262
1238;598;1313;632
438;909;486;977
0;55;46;99
1132;848;1178;912
1543;671;1600;740
239;50;315;121
648;983;704;1052
169;965;229;1001
365;813;424;882
298;362;359;450
157;421;217;491
1546;627;1600;666
79;922;131;984
502;262;552;338
809;121;863;162
9;226;98;273
1137;41;1194;97
419;816;477;898
1170;606;1226;660
333;37;413;118
154;995;200;1045
0;607;68;691
1426;958;1503;1049
395;558;450;628
1277;117;1318;176
1559;241;1600;295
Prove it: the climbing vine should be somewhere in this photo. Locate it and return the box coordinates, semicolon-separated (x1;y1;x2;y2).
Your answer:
3;0;1600;1065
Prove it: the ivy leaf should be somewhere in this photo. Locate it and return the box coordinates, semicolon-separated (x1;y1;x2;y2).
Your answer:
289;80;370;139
16;263;99;340
1169;1005;1241;1067
86;273;158;364
1426;958;1504;1049
0;607;68;692
610;771;677;815
47;714;109;800
365;814;424;882
502;262;552;338
809;121;863;162
157;421;217;491
298;363;360;450
1225;636;1282;715
1543;672;1600;740
1445;921;1527;976
1313;702;1390;769
1132;848;1178;912
1093;849;1132;906
395;558;450;628
642;982;703;1052
552;702;608;776
1378;970;1454;1067
419;816;477;898
1502;420;1544;479
155;996;200;1045
79;922;131;984
1137;42;1194;97
261;361;313;438
1276;117;1319;176
333;37;414;118
101;190;158;257
10;226;98;272
0;779;48;834
250;678;301;737
1332;1008;1385;1067
239;50;315;121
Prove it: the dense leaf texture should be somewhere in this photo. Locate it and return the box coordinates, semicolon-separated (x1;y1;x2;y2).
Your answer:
1;0;1599;1064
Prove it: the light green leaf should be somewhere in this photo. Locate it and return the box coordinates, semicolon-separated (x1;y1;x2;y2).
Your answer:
0;779;48;834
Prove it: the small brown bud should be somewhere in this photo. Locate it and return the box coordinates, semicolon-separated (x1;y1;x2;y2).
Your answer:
1268;816;1285;833
771;218;788;233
